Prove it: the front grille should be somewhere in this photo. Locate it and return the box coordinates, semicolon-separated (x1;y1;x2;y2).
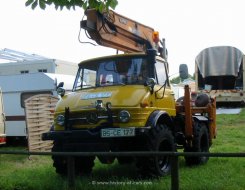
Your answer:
67;111;116;126
66;109;151;129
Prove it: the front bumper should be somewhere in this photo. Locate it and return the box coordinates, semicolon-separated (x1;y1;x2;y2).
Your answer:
42;127;151;152
42;127;150;141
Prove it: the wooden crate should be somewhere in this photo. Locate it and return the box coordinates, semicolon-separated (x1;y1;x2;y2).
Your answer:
25;94;59;152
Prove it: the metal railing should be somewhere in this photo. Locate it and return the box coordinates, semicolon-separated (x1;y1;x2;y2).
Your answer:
0;150;245;190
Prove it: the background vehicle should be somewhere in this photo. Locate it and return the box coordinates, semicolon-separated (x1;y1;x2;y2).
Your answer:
195;46;245;106
0;48;77;76
0;88;6;145
43;9;217;177
0;73;74;140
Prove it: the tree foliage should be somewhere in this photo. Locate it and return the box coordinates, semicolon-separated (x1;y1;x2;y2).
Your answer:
170;76;181;84
170;74;194;84
25;0;118;12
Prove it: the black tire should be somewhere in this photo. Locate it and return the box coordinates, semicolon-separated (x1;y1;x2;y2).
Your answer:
52;142;67;175
184;122;210;166
75;156;95;175
52;142;95;176
136;124;175;178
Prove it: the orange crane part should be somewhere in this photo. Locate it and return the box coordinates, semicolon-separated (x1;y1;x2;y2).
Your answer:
80;9;160;53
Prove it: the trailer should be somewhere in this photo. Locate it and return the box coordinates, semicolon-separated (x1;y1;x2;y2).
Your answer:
0;88;6;145
0;73;75;139
195;46;245;106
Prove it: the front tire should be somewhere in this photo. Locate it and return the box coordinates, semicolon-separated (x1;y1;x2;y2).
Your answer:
52;142;67;175
52;142;95;176
75;156;95;175
137;124;175;178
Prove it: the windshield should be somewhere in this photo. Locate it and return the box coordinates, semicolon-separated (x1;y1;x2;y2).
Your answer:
73;57;149;91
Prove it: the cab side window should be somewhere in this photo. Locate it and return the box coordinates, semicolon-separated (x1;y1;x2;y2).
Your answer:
155;61;167;86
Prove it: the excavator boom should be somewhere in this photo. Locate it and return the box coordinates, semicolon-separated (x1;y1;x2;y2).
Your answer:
80;9;161;53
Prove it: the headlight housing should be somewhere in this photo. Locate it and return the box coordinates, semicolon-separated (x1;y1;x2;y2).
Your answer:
118;110;131;123
56;115;65;126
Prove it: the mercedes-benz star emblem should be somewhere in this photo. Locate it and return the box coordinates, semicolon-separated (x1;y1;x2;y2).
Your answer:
86;112;98;124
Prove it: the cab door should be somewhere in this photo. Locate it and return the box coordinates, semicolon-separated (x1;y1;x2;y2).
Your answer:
154;60;176;116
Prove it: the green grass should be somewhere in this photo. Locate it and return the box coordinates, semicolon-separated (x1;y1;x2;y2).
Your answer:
0;109;245;190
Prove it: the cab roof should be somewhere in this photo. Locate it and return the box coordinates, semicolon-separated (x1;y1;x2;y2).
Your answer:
78;52;165;67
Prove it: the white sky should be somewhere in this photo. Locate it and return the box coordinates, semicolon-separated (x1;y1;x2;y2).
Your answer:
1;0;245;76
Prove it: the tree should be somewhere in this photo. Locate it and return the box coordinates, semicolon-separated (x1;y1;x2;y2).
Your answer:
170;76;181;84
25;0;118;12
170;74;194;84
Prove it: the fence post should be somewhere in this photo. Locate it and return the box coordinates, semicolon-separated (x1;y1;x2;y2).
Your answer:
171;155;179;190
67;156;75;190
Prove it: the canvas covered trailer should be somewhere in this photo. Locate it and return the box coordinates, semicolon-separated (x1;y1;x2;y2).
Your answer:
0;73;75;138
195;46;245;106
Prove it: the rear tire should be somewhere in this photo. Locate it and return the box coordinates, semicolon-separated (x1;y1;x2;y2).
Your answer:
184;122;210;165
136;124;175;178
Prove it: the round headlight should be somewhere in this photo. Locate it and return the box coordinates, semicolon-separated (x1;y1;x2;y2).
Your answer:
56;115;65;126
118;110;131;123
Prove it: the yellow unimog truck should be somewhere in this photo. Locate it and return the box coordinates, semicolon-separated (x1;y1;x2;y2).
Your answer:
42;9;217;177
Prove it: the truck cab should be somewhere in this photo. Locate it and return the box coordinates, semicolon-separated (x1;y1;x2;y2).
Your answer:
54;52;176;132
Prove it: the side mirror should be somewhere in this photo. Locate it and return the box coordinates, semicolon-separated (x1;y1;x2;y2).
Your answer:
146;78;156;94
179;64;189;80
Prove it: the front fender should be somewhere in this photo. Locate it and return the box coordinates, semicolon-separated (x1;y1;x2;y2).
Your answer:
146;110;174;129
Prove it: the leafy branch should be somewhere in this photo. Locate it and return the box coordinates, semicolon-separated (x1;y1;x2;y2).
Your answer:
25;0;118;11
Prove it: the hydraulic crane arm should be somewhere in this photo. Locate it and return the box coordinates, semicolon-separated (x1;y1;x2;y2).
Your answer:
80;9;163;54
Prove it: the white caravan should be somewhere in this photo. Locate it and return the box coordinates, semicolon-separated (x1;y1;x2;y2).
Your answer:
0;73;75;138
0;88;6;144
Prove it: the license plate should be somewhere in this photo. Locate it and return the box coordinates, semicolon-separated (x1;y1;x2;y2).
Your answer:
101;128;135;138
